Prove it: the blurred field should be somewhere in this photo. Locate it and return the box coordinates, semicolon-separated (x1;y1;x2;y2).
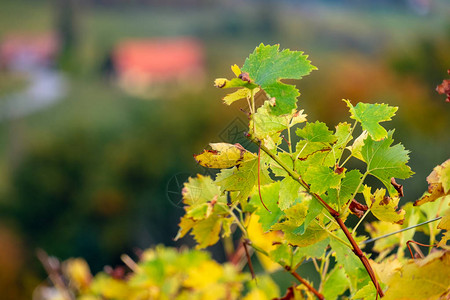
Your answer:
0;0;449;299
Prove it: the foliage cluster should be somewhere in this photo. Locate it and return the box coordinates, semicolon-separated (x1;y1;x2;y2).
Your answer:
37;44;449;299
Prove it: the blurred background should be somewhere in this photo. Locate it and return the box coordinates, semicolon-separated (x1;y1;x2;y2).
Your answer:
0;0;449;298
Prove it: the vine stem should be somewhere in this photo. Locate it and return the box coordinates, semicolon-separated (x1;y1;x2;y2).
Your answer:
248;135;384;298
285;265;325;300
245;240;324;300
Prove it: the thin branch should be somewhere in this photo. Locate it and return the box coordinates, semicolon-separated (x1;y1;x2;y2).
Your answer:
406;240;436;259
246;240;324;299
285;265;324;300
243;240;256;279
361;217;442;245
37;249;74;300
258;141;270;212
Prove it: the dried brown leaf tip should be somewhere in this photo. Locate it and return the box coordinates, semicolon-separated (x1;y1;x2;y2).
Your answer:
238;72;251;83
390;178;404;197
349;199;368;218
436;69;450;103
275;286;295;300
335;165;345;175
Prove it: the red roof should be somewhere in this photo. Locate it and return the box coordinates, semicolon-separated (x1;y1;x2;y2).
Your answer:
113;37;204;82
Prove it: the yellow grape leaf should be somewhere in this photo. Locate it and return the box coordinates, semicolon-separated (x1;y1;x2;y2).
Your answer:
231;64;241;76
90;273;131;299
194;143;256;169
247;214;283;272
415;159;450;206
364;221;401;254
223;87;260;105
183;260;224;289
371;256;402;284
191;216;223;249
384;250;450;300
64;258;92;290
347;130;368;161
438;206;450;247
363;185;405;224
174;216;195;241
243;275;280;300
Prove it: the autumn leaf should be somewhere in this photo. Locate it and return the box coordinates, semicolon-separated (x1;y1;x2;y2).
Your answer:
247;214;283;272
414;159;450;206
384;250;450;300
194;143;256;169
363;185;405;224
215;153;272;204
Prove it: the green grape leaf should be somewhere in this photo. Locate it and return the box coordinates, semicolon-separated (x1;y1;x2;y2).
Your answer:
344;99;397;141
272;201;328;247
216;154;271;204
352;283;377;299
303;165;344;195
269;243;291;266
361;131;413;195
293;197;323;235
273;203;328;248
363;185;405;224
270;152;294;177
249;182;284;231
322;265;350;300
242;43;317;115
194;143;256;169
334;122;352;149
251;101;307;149
296;121;337;144
338;169;363;206
384;250;450;300
292;238;330;268
414;159;450;206
330;233;371;292
279;176;307;210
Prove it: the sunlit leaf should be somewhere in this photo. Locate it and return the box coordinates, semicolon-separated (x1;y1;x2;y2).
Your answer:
415;159;450;206
344;99;397;141
194;143;256;169
363;185;405;224
361;131;413;195
242;43;316;115
384;251;450;300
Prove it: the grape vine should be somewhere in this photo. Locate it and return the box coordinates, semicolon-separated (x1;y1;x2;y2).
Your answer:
37;44;450;300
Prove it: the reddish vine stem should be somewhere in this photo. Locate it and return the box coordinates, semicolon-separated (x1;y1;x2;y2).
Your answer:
284;266;324;300
406;240;436;259
243;240;256;279
249;135;384;298
257;141;270;212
